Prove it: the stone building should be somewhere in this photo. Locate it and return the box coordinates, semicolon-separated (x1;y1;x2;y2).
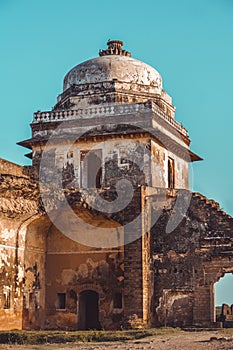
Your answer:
0;40;232;330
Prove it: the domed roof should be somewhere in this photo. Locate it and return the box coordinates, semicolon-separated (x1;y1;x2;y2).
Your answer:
63;40;162;91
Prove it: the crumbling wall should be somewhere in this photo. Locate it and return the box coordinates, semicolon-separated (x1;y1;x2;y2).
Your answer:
23;217;51;329
0;215;23;329
0;158;29;178
1;164;233;331
0;172;40;330
150;190;233;327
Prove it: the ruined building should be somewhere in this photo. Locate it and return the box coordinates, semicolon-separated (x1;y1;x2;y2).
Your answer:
0;40;233;330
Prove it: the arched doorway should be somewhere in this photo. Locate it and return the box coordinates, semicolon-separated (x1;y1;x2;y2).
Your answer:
215;273;233;324
78;290;101;330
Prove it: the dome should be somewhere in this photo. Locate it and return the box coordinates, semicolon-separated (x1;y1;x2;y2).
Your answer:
63;40;162;91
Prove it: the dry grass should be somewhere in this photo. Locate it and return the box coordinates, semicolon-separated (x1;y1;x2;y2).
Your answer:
0;327;181;345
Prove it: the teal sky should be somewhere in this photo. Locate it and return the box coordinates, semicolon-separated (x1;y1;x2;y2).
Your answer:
216;274;233;306
0;1;233;302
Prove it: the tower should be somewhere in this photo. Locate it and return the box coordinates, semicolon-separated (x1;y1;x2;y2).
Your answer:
17;40;202;329
19;40;201;191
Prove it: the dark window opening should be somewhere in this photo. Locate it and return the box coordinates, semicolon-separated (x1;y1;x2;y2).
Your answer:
56;293;66;309
120;158;128;164
168;157;175;188
4;291;11;309
80;150;102;188
67;150;73;159
113;292;122;309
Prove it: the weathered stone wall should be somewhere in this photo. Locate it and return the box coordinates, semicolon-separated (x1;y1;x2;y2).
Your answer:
149;190;233;327
0;173;40;330
0;175;127;330
0;214;24;330
23;217;52;329
36;135;189;192
38;138;152;189
0;158;29;178
0;166;232;330
150;141;188;189
44;216;124;330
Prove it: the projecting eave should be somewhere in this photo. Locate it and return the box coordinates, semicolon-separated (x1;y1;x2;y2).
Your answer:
18;128;203;164
189;150;203;162
24;152;33;159
17;139;33;150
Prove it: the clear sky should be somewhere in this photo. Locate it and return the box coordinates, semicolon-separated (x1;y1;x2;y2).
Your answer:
215;274;233;306
0;0;233;303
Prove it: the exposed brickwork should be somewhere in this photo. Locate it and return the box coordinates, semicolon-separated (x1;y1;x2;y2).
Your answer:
0;158;29;178
150;191;233;327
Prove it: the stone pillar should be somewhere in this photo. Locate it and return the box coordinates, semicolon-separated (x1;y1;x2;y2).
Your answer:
123;190;143;327
124;236;143;324
123;187;151;327
141;186;152;325
193;285;212;326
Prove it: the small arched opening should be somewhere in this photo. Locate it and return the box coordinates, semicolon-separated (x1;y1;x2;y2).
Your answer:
78;290;101;330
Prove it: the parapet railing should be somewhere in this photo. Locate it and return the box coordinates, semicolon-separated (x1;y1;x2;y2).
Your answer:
33;101;188;137
150;101;188;137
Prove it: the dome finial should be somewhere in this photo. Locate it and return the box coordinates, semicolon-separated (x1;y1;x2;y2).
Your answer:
99;40;131;57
